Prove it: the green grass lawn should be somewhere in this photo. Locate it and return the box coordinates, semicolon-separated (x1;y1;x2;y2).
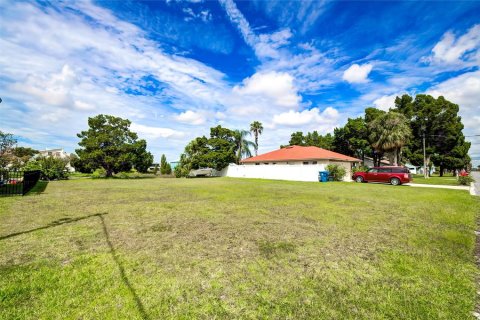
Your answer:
0;178;479;319
412;174;462;186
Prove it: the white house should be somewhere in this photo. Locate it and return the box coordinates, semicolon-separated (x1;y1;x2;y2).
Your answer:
221;145;360;182
36;148;75;172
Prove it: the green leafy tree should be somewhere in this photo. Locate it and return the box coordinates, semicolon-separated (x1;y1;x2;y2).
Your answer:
165;163;172;175
284;131;333;149
288;132;305;146
160;154;172;175
0;131;17;169
250;121;263;156
24;156;69;180
70;153;93;173
12;147;38;158
175;126;238;177
393;94;470;176
207;126;238;169
305;131;334;149
364;107;387;166
331;117;371;164
76;114;153;177
368;111;411;166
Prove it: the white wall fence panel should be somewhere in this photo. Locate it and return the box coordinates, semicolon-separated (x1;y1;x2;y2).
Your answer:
221;164;328;182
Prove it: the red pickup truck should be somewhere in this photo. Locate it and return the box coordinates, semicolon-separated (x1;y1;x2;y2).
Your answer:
352;166;412;185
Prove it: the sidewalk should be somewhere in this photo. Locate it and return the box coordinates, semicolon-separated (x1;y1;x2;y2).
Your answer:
405;183;470;191
471;172;480;196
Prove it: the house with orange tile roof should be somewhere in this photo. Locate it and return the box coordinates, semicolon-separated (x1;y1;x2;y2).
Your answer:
222;145;361;182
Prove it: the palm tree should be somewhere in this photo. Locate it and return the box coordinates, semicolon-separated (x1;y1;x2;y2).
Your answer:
368;112;411;166
234;129;255;164
250;121;264;156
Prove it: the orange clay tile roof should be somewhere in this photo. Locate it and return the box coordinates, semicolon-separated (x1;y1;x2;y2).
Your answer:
241;145;361;163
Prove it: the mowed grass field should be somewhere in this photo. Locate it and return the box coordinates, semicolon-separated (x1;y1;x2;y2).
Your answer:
412;174;463;186
0;178;479;319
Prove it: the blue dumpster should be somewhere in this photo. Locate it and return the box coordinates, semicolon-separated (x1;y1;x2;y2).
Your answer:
318;171;329;182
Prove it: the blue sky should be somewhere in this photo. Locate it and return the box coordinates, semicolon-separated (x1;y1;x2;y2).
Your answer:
1;0;479;165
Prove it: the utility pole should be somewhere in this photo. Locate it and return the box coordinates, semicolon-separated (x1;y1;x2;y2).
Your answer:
423;132;427;179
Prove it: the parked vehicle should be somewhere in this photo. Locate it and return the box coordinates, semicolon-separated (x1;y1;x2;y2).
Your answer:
352;166;412;185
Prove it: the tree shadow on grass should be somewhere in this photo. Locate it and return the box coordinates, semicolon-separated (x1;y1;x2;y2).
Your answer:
0;212;107;241
98;214;149;320
1;212;149;319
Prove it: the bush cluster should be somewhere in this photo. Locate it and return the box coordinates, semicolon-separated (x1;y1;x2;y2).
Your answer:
91;168;107;179
458;175;475;185
326;164;347;181
23;157;69;180
352;165;369;174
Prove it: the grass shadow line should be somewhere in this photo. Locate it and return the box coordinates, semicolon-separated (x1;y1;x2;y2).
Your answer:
0;212;107;241
98;214;149;320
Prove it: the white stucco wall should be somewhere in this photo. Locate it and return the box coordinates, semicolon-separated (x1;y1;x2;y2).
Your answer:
329;161;353;181
221;164;324;182
221;161;354;182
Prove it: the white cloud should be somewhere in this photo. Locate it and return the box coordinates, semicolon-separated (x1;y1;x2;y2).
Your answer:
373;94;398;111
431;24;480;64
273;107;339;126
427;70;480;137
342;63;373;83
218;0;293;59
0;1;233;161
183;8;212;22
233;71;300;109
130;123;185;139
218;0;340;94
174;110;206;125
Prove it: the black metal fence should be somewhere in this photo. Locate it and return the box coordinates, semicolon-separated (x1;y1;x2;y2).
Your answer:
0;170;41;196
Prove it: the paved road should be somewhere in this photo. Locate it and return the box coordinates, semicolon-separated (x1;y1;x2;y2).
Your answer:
472;172;480;196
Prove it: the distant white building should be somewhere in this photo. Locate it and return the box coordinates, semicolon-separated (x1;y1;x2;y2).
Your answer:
36;148;75;172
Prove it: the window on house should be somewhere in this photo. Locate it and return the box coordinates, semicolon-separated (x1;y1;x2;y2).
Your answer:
312;161;317;164
255;163;260;165
272;163;276;165
303;162;309;165
264;163;269;165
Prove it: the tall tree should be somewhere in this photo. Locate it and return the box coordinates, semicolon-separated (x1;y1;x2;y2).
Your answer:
160;154;172;175
175;125;238;176
76;114;153;177
250;121;263;156
393;94;470;176
365;107;387;166
289;131;305;146
0;131;17;169
160;154;167;174
332;117;371;164
234;129;255;164
368;111;411;166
